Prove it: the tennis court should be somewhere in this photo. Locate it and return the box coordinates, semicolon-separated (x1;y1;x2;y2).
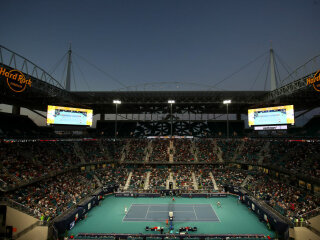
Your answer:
123;203;220;222
68;195;275;237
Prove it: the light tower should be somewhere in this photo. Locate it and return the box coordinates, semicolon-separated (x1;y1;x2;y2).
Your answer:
168;100;175;137
270;46;277;91
113;100;121;139
223;100;231;138
65;44;72;91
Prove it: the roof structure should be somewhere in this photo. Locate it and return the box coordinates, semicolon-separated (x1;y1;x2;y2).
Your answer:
0;44;319;116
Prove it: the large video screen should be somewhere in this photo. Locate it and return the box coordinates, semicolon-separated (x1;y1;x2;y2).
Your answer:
47;105;93;126
248;105;294;127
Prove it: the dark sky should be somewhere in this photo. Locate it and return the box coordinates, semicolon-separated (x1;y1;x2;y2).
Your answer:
1;0;320;91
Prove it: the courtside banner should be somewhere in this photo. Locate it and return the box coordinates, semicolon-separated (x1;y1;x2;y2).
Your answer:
115;192;161;197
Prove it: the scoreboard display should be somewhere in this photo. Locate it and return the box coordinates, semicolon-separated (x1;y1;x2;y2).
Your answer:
47;105;93;126
248;105;294;127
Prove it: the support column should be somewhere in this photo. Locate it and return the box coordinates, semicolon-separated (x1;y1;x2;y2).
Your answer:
236;113;241;120
12;105;20;115
100;113;105;121
270;47;277;91
65;44;72;91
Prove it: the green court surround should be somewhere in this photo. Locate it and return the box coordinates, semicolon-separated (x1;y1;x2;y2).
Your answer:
69;195;275;237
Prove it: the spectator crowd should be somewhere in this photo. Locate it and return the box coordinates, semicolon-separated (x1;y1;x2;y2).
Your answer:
1;138;319;223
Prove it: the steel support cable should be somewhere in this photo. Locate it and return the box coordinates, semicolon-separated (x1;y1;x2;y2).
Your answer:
275;53;293;85
275;53;292;76
61;57;68;89
264;58;270;91
250;55;269;90
312;58;319;73
280;54;320;86
274;57;282;87
71;62;77;91
73;57;91;91
49;52;68;75
73;52;127;88
208;51;268;89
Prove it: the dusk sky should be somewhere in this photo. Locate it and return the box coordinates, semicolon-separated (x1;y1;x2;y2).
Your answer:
1;0;320;92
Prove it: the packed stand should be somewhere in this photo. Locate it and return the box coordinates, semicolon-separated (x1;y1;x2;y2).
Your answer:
194;165;215;190
148;166;168;190
116;166;131;189
244;173;320;221
78;140;106;162
6;171;98;220
214;168;247;189
262;140;288;166
128;167;149;189
102;139;125;162
216;139;240;161
236;139;265;163
173;139;195;162
171;165;194;190
125;139;148;162
282;141;320;177
94;165;122;185
264;141;320;178
0;141;81;187
194;139;217;163
149;139;169;162
95;165;129;189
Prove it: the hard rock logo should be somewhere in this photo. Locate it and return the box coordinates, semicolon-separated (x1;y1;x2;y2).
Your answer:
306;71;320;92
0;67;32;92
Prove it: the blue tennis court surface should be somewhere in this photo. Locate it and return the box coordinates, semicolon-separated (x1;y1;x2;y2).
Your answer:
123;204;220;222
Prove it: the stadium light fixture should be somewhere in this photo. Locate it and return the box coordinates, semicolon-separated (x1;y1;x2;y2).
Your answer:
113;100;122;139
168;100;175;137
223;100;231;139
113;100;121;104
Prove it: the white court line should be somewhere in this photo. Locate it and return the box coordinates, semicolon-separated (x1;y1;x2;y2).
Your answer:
193;205;198;220
131;204;209;206
123;203;220;222
148;210;194;213
144;206;150;219
123;219;219;222
121;204;133;223
208;204;221;223
130;205;151;207
131;204;167;206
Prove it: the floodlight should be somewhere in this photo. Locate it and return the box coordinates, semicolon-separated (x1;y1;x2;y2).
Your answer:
113;100;121;104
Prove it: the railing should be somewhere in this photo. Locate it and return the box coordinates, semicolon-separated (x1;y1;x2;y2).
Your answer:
14;221;43;239
75;232;266;240
0;185;102;228
0;178;8;191
240;190;294;227
116;188;219;195
301;207;320;220
0;45;67;93
0;197;39;219
52;187;103;224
